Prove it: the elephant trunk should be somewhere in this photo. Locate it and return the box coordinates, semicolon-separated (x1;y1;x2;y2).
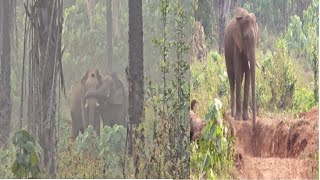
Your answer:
85;98;99;133
85;82;109;100
249;51;256;129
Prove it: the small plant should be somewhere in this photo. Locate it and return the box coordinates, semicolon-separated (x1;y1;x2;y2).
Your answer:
73;125;99;156
190;99;234;179
11;129;42;178
144;0;190;178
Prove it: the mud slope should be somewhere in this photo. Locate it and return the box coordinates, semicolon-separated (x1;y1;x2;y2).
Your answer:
231;108;319;179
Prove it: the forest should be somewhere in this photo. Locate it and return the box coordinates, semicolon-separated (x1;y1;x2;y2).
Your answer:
0;0;190;178
0;0;318;179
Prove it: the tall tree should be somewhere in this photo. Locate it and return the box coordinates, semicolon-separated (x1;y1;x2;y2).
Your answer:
0;0;12;147
195;0;213;41
128;0;144;177
106;0;113;73
218;0;230;54
25;0;64;177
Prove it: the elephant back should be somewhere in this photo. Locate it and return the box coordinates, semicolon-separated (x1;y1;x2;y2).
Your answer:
109;73;125;105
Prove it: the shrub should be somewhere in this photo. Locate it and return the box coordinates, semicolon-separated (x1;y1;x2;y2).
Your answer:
11;130;42;178
190;99;234;179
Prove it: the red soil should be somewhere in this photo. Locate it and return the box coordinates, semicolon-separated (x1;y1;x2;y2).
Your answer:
230;108;319;179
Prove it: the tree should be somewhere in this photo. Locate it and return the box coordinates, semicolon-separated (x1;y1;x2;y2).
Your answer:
0;0;12;147
218;0;230;54
128;0;144;177
106;0;113;73
25;0;64;177
195;0;213;41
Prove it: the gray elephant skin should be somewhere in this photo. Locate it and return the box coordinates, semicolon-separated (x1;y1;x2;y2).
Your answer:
70;69;128;139
84;72;128;127
70;69;102;139
224;7;259;125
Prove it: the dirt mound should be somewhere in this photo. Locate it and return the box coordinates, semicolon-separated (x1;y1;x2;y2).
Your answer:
230;108;319;179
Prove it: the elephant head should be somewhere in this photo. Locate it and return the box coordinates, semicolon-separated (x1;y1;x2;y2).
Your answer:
83;72;127;127
81;68;102;134
83;72;126;104
233;7;259;126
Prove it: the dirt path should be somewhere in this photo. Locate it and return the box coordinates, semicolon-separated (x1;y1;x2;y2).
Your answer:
230;108;319;179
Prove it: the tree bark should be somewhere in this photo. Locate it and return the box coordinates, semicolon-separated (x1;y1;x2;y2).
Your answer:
26;0;64;177
106;0;113;73
218;0;230;54
0;0;12;148
128;0;144;177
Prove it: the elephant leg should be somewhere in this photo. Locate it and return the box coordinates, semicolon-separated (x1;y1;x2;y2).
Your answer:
227;69;235;117
71;111;83;139
94;113;101;136
235;56;243;120
243;66;250;120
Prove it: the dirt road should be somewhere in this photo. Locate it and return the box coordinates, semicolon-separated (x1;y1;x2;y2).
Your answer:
230;108;319;179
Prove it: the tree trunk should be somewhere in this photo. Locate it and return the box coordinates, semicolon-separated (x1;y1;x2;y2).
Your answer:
0;0;12;148
128;0;144;177
26;0;64;177
106;0;113;73
218;0;230;54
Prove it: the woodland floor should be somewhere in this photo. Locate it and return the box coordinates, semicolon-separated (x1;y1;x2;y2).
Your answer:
229;108;319;179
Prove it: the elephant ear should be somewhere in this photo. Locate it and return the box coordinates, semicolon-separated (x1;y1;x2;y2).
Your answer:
233;16;243;53
94;69;103;87
81;70;89;88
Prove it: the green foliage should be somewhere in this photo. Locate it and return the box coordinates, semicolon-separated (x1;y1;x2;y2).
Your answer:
293;87;316;113
73;125;99;156
311;39;319;102
0;147;15;178
194;0;213;41
190;99;234;179
144;0;190;178
99;125;127;178
191;51;229;117
11;130;42;178
256;39;296;112
285;0;319;69
58;125;133;178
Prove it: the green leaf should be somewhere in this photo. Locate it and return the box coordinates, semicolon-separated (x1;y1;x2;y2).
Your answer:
24;141;35;153
30;151;39;167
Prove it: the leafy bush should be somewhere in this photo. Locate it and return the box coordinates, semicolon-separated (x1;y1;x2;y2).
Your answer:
73;125;99;156
99;125;127;178
11;130;42;178
143;1;190;178
0;147;14;178
285;0;319;69
256;39;296;112
190;99;234;179
190;51;229;117
293;88;316;113
58;124;131;178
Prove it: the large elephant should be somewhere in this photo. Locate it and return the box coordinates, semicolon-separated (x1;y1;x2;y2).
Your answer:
84;72;128;127
224;7;259;125
70;69;102;139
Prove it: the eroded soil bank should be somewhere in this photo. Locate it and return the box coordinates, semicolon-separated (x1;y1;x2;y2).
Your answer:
230;108;319;179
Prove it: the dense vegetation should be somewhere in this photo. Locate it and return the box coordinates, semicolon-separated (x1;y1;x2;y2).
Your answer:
0;0;191;178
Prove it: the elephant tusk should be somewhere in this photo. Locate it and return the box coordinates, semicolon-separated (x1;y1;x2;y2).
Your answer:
248;61;251;69
85;102;88;108
256;62;261;69
96;102;100;107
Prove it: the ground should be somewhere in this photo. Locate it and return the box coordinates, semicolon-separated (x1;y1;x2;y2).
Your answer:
229;108;319;179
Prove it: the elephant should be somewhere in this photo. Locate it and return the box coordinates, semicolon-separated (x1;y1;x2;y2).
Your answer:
224;7;259;125
70;69;102;139
83;72;128;128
